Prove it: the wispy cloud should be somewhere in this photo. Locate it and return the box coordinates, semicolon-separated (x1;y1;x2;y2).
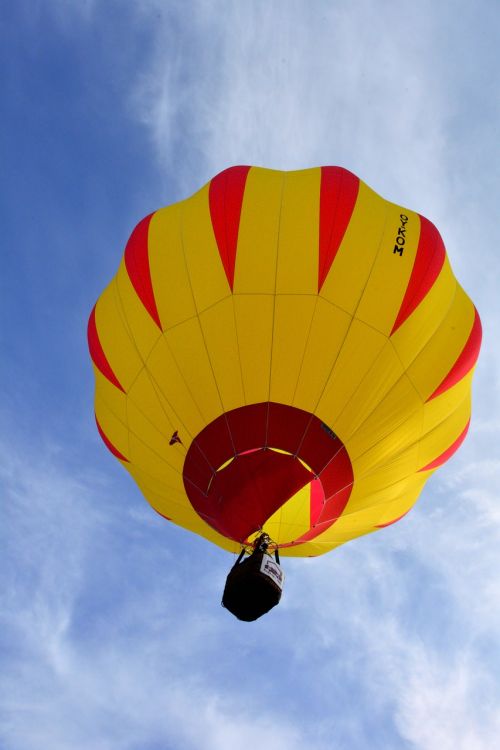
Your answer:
0;434;319;750
130;0;500;333
3;415;499;749
285;431;500;748
133;1;452;208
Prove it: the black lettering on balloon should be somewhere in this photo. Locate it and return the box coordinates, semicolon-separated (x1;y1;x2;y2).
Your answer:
393;214;409;257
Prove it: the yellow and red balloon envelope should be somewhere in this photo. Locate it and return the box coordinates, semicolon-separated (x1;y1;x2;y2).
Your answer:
88;166;481;556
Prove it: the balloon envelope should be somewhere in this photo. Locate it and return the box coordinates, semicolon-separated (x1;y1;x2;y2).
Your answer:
88;166;481;556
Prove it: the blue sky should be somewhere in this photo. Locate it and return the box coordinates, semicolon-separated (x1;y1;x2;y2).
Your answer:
1;1;499;748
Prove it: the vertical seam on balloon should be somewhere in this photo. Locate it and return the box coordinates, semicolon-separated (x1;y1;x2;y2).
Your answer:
177;293;246;421
208;166;250;291
314;476;355;508
183;472;214;497
341;267;460;455
311;479;325;529
341;367;423;458
327;321;424;446
309;200;391;424
327;338;393;437
278;481;309;540
221;169;229;282
110;276;163;392
142;205;210;451
97;356;190;481
95;414;129;462
272;456;317;538
178;196;236;461
177;197;225;416
123;213;163;330
111;275;166;397
87;305;125;392
385;278;458;400
288;413;315;466
348;405;423;478
118;206;206;457
415;394;471;469
333;489;418;522
349;199;391;324
310;203;453;470
290;293;355;427
96;380;187;478
275;175;325;466
390;215;446;335
426;307;481;401
270;173;285;545
318;167;342;288
277;470;356;543
111;276;196;470
314;442;350;477
418;418;470;471
222;172;246;410
343;478;418;515
137;461;208;502
352;390;471;481
143;339;199;445
231;294;247;409
375;510;411;528
318;168;360;292
125;375;131;461
351;366;427;488
289;294;320;407
392;280;460;400
265;172;286;448
354;472;427;498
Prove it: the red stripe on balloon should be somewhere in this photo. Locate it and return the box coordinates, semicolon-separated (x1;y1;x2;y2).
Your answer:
375;510;410;529
95;415;129;462
153;508;172;522
87;305;125;392
124;213;162;330
279;486;354;548
318;167;359;291
427;308;482;401
418;420;470;472
391;215;446;334
209;165;251;290
310;478;325;527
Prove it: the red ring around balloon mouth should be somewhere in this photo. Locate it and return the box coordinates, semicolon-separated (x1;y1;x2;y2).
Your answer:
183;402;354;547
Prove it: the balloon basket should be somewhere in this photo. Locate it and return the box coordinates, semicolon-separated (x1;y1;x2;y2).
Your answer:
222;535;284;621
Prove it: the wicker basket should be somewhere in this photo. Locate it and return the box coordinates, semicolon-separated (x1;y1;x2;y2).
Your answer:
222;549;284;621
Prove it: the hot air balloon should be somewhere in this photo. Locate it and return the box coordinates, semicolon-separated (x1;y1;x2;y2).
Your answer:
88;166;481;620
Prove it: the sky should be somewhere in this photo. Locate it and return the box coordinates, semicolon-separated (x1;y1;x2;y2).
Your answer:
1;1;499;748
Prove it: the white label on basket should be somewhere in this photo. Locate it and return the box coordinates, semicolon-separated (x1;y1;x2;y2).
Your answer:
260;556;284;589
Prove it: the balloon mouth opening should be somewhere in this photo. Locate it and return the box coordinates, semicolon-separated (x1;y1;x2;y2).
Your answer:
213;447;314;475
182;402;354;549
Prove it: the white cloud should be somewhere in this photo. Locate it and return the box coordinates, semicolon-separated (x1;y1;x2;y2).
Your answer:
2;402;499;749
0;435;322;750
133;0;452;208
395;654;500;750
283;422;500;749
7;418;495;749
130;1;499;348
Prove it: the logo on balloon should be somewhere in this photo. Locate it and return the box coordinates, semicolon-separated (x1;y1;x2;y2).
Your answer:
393;213;409;256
